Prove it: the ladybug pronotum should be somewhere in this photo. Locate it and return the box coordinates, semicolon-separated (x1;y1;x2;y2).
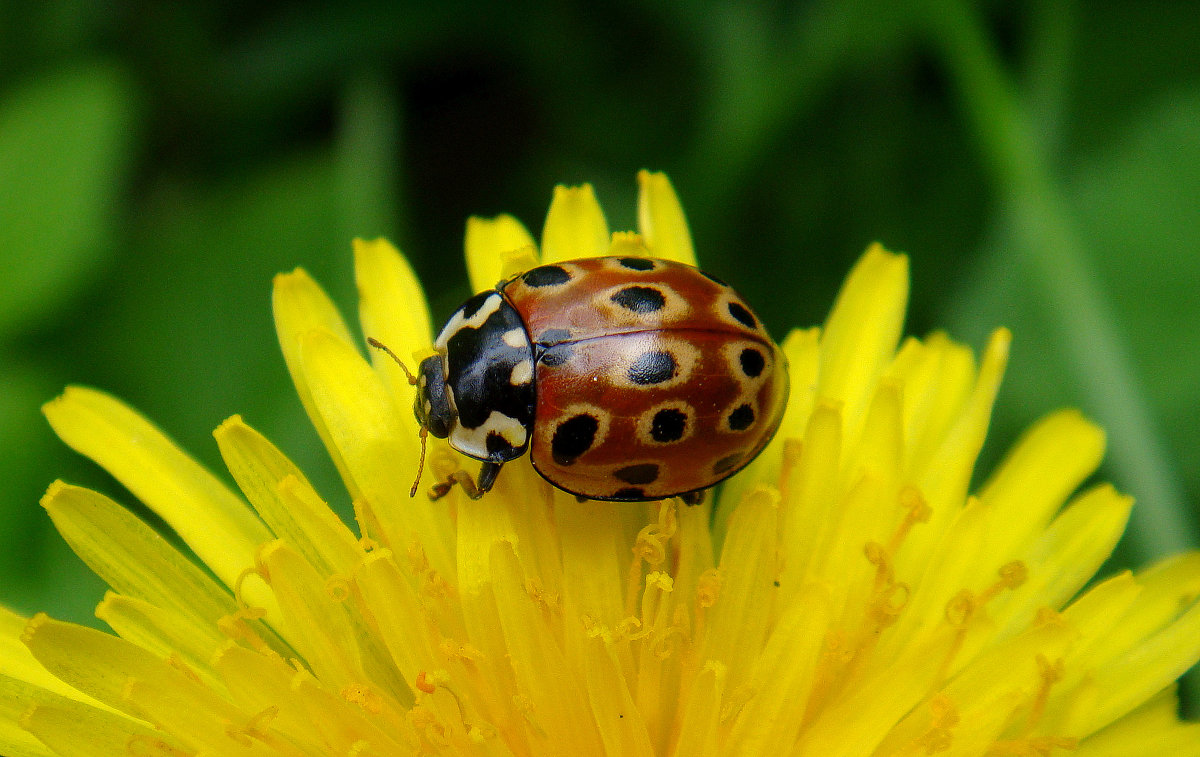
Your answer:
393;255;788;502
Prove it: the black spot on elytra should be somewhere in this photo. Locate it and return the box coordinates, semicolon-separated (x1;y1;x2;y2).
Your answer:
614;463;660;485
611;286;666;314
619;257;656;271
739;348;765;377
728;301;757;329
712;453;742;474
552;414;599;465
628;350;676;385
611;487;646;500
536;328;575;367
486;431;515;457
522;265;571;288
538;344;572;367
537;328;572;345
728;403;755;431
650;408;687;442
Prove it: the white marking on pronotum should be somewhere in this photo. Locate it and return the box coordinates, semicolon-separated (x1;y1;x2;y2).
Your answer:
434;293;504;350
450;410;529;459
510;360;533;386
502;328;527;348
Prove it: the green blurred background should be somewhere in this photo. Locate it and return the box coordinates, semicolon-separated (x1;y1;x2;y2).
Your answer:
1;0;1198;704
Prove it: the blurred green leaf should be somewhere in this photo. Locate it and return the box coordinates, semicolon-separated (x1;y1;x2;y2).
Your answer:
334;72;403;243
1070;89;1200;417
90;152;351;511
0;62;138;340
948;86;1200;548
0;364;106;622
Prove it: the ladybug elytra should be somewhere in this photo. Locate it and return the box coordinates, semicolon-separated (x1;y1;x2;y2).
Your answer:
384;255;788;502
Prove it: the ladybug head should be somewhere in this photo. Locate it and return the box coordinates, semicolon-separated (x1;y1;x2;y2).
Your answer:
414;354;453;439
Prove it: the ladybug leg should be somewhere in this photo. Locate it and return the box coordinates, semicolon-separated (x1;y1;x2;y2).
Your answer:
475;461;502;495
679;490;706;506
427;462;503;501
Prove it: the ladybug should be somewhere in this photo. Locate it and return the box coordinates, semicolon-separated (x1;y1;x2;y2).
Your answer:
375;255;788;502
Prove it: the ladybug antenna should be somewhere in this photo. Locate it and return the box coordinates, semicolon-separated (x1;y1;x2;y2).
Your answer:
367;337;427;497
366;337;418;385
411;427;428;497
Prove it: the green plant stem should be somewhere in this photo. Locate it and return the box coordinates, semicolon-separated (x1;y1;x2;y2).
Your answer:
335;71;403;244
922;0;1195;562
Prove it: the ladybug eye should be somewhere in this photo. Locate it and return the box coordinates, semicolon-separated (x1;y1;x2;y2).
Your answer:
414;356;453;439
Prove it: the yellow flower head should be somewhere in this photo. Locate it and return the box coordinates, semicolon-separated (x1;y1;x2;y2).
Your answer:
4;171;1199;756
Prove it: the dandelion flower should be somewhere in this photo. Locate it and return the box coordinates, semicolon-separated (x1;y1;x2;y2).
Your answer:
3;171;1199;756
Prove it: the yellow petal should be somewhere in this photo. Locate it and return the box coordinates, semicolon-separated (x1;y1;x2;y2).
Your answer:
779;401;842;588
40;482;243;633
700;486;780;695
465;214;537;293
583;635;654;757
857;375;906;477
540;184;609;262
1076;686;1200;756
353;551;436;697
911;327;1010;549
670;661;724;757
889;332;975;478
20;699;170;757
813;473;894;625
258;541;363;689
21;614;216;721
979;409;1106;560
1060;571;1142;655
121;677;262;756
1066;554;1200;738
272;267;358;492
95;592;224;685
288;670;413;755
1117;553;1200;646
489;541;605;751
879;497;990;663
454;487;524;599
212;643;347;754
727;584;831;754
0;607;92;705
817;243;909;439
215;415;363;578
296;327;453;576
354;237;434;403
42;389;273;607
992;484;1133;638
0;706;53;757
1076;592;1200;738
556;498;638;663
636;170;696;266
